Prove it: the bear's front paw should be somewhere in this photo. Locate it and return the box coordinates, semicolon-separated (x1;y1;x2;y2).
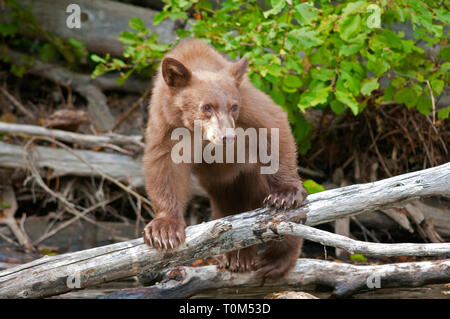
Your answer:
143;217;186;250
263;185;307;210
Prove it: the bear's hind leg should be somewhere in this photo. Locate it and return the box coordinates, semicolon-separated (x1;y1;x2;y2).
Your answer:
255;235;303;281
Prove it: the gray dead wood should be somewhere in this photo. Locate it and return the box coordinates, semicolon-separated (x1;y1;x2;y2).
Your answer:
0;141;144;188
100;258;450;299
0;122;144;149
15;0;176;56
0;162;448;298
0;141;207;195
6;50;115;131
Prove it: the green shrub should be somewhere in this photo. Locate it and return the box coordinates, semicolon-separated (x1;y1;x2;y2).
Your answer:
1;0;88;73
91;0;449;153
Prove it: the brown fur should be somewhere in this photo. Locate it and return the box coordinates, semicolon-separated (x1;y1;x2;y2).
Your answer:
143;39;307;281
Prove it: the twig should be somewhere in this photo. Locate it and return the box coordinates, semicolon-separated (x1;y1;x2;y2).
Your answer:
424;80;436;125
26;136;152;211
23;139;100;227
35;194;123;245
274;221;450;257
351;216;380;243
410;116;435;166
424;115;448;155
0;227;21;247
112;83;153;132
365;113;392;177
0;186;34;251
0;87;35;120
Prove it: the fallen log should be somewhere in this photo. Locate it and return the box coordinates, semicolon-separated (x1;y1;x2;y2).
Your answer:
0;141;144;188
15;0;177;56
1;136;448;235
0;162;448;298
0;122;144;149
0;141;208;195
101;258;450;299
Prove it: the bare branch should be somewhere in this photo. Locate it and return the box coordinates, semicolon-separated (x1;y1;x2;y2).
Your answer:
103;258;450;299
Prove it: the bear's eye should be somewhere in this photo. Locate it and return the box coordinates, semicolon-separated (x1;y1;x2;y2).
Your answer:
203;104;213;112
231;104;239;112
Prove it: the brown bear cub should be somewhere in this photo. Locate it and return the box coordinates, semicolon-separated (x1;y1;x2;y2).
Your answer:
143;39;307;280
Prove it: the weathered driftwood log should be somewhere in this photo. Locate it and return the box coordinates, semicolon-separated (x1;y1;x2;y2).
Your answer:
100;258;450;299
0;162;449;298
0;141;144;188
0;122;144;149
0;141;208;195
15;0;176;56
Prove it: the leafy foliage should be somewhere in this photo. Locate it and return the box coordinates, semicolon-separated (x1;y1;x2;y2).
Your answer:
91;17;170;85
0;0;88;75
303;179;325;194
91;1;447;153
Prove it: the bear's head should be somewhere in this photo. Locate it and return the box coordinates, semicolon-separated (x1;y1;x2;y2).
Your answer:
161;56;248;145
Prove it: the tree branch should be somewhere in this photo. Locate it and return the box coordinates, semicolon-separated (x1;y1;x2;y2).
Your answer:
102;258;450;299
0;122;144;149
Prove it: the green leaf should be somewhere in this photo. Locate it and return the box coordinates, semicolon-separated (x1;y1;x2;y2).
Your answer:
434;8;450;24
438;46;450;60
335;89;359;115
267;64;283;77
286;55;304;73
68;38;85;49
394;85;421;108
250;73;264;90
0;22;19;37
350;254;367;262
117;69;134;86
311;68;335;81
416;94;432;115
360;78;379;96
263;0;286;18
119;31;140;44
294;3;319;25
339;14;362;42
430;79;444;96
330;99;346;115
298;81;331;111
303;179;325;194
342;1;366;17
129;18;146;32
153;11;169;26
39;43;58;62
288;27;324;50
338;43;361;57
1;201;10;209
283;74;302;89
90;54;106;63
438;106;450;120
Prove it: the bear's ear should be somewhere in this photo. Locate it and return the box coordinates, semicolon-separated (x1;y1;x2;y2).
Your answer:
162;57;192;88
229;57;248;85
